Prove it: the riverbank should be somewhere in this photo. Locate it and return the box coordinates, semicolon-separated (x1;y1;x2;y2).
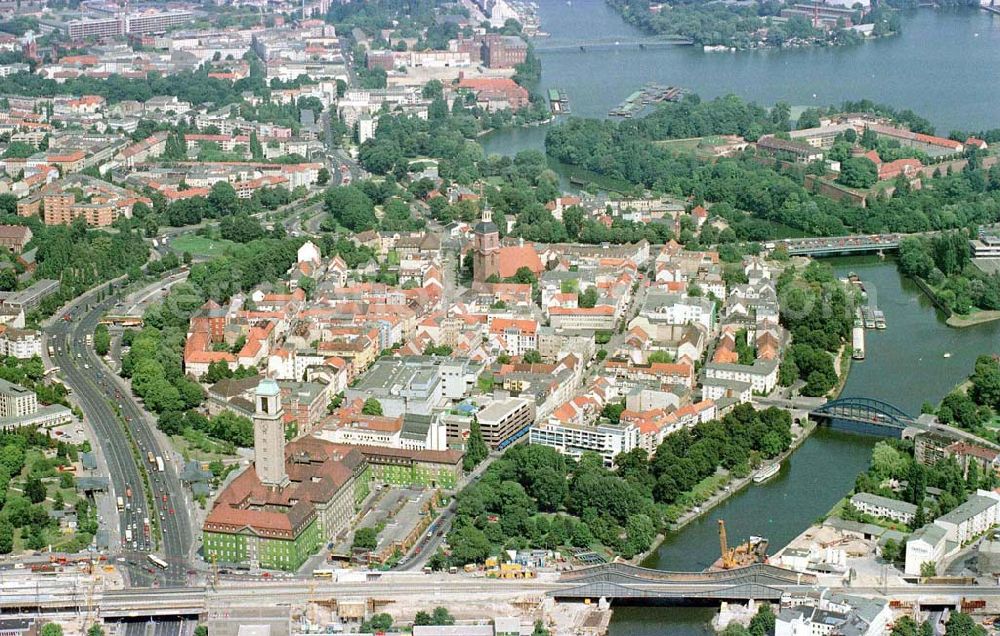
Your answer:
946;309;1000;328
630;418;818;566
904;272;1000;329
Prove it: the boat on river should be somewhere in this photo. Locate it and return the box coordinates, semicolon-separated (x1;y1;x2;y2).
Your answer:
753;463;780;484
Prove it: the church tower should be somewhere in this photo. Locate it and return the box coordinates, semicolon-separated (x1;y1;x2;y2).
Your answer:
253;377;289;489
472;203;500;282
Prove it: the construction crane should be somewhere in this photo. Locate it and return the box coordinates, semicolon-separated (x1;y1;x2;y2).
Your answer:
718;520;736;570
715;519;768;570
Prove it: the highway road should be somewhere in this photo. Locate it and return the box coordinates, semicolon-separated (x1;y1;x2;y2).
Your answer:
46;276;194;587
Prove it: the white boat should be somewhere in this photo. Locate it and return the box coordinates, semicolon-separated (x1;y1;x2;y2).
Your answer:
753;463;780;484
943;352;952;358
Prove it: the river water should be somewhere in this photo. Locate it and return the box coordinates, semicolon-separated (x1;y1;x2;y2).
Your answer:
608;257;1000;634
483;2;1000;158
477;2;1000;630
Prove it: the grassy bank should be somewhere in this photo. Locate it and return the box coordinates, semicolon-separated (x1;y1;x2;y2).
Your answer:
945;309;1000;328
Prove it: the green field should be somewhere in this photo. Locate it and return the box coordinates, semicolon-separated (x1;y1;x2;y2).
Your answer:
170;234;237;257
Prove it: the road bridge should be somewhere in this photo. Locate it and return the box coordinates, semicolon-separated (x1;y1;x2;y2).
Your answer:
809;397;915;437
100;588;206;619
777;234;902;257
532;36;692;52
552;563;816;601
9;576;1000;620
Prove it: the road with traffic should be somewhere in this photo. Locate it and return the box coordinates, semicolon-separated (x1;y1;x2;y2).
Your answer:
45;277;194;587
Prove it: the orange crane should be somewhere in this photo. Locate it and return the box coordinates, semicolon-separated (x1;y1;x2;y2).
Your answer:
718;520;736;570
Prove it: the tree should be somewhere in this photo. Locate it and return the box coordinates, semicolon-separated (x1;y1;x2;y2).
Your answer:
361;398;383;416
414;611;432;626
891;617;920;636
41;625;63;636
522;349;542;364
448;524;492;564
944;612;986;636
86;625;105;636
0;518;13;554
25;473;46;504
94;324;111;356
463;418;489;471
324;185;377;232
194;627;208;636
317;167;330;186
838;156;878;189
578;287;598;308
532;620;551;636
362;613;393;633
428;607;454;625
0;269;17;292
920;561;937;578
881;538;902;563
352;527;378;550
748;604;775;636
208;181;240;217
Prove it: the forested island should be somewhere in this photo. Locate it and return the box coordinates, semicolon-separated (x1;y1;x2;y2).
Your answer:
605;0;901;50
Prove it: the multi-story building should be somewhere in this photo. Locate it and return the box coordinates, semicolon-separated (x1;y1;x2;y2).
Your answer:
849;492;916;525
530;419;638;467
703;359;779;396
0;328;42;359
345;356;481;418
970;230;1000;258
322;443;463;489
489;318;538;357
0;378;37;418
203;380;370;571
905;490;1000;575
481;35;528;68
475;396;536;450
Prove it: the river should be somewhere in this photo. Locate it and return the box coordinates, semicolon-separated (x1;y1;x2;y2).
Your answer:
476;2;1000;630
606;257;1000;634
482;2;1000;158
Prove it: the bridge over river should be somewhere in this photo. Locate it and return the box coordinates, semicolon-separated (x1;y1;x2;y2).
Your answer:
810;397;1000;449
531;36;693;52
552;562;815;601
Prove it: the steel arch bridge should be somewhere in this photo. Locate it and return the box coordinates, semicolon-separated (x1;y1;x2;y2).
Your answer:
809;396;915;437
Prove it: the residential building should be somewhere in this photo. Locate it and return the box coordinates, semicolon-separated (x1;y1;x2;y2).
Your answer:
0;225;31;253
0;328;42;359
531;419;638;467
0;378;36;419
776;592;890;636
904;490;1000;575
849;492;916;525
704;358;779;395
756;135;824;163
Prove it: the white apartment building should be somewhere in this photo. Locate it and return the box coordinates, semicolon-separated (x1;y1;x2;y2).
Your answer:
0;379;38;418
704;359;779;395
0;328;42;359
530;420;638;467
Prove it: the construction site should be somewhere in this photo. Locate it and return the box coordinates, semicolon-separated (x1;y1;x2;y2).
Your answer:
220;590;612;636
712;520;769;571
